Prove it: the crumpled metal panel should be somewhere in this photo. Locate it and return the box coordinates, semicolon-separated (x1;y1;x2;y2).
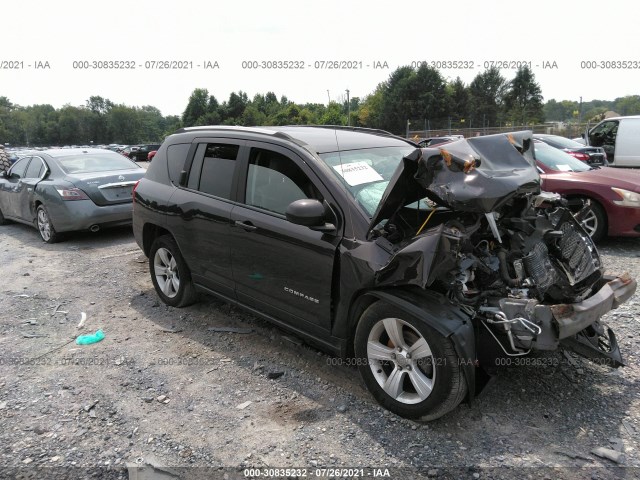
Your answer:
368;131;541;232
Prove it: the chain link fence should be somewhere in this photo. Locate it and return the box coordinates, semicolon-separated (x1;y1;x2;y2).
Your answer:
407;123;591;140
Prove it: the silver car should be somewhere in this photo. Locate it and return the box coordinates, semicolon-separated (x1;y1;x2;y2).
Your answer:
0;148;145;243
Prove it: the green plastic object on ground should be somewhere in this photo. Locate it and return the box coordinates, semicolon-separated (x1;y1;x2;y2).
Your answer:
75;329;105;345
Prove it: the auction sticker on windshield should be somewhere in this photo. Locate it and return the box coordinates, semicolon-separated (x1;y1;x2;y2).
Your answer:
333;161;383;186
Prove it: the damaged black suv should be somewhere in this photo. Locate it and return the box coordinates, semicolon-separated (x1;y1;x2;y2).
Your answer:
133;126;636;420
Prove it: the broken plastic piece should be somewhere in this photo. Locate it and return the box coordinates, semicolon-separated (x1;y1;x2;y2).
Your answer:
77;312;87;329
75;329;105;345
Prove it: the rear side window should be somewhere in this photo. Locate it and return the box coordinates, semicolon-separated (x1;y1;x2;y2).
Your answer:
24;157;45;179
167;144;190;185
187;143;239;199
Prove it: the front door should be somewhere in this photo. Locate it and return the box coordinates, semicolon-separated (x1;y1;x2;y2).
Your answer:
0;157;31;219
589;120;618;163
229;142;342;332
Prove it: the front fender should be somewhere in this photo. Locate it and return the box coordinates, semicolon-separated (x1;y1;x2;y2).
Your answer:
361;288;481;401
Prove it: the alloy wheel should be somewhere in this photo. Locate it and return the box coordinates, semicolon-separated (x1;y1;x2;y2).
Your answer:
37;207;52;241
153;247;180;298
366;317;436;404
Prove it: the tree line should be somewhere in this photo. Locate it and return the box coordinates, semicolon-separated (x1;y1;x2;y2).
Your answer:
2;64;640;146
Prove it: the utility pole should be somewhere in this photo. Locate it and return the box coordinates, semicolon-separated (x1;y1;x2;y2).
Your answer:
327;90;331;104
406;120;411;138
579;96;583;124
346;89;350;126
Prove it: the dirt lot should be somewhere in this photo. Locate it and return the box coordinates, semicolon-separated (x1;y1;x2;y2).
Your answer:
1;221;639;480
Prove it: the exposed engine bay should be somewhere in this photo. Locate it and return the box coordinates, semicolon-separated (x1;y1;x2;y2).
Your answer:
368;131;636;367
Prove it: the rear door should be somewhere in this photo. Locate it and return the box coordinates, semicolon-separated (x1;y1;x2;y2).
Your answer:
17;156;47;221
168;139;245;299
229;142;342;332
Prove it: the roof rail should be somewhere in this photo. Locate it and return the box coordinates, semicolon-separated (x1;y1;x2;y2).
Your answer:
175;125;281;135
286;125;396;137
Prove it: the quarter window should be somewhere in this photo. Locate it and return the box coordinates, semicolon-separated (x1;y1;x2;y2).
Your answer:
167;144;190;185
245;148;321;215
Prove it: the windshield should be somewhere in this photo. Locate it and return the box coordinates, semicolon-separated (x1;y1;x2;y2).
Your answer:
535;143;591;172
57;153;140;174
539;135;584;149
319;146;416;215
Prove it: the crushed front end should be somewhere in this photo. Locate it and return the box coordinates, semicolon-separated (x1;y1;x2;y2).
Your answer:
368;131;637;371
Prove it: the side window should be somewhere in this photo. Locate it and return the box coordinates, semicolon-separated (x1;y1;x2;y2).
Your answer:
245;148;322;215
590;120;618;147
24;157;45;179
9;157;30;179
187;143;239;199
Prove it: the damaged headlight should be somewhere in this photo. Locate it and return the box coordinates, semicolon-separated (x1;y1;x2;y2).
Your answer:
612;187;640;207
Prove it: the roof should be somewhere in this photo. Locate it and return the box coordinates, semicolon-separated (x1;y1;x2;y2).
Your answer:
37;148;126;158
176;125;415;154
597;115;640;121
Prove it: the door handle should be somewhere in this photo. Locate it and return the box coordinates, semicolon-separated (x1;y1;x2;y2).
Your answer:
234;220;257;232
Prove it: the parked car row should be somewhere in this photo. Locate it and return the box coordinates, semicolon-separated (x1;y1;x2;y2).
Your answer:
0;148;145;242
111;144;161;162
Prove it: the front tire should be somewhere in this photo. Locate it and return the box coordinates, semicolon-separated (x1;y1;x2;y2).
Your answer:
354;301;467;421
149;235;197;307
36;205;59;243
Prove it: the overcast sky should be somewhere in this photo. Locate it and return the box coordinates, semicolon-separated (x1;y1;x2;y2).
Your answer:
3;0;638;116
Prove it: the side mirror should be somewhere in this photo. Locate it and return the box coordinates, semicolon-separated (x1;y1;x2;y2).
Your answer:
0;170;6;178
286;199;335;232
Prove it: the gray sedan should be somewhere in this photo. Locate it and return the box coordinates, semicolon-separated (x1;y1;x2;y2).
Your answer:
0;148;145;243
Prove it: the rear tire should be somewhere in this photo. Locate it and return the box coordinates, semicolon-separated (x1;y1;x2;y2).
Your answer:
149;235;197;307
354;301;467;421
36;205;59;243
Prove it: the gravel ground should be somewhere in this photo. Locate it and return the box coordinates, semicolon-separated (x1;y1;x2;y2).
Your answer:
0;222;639;480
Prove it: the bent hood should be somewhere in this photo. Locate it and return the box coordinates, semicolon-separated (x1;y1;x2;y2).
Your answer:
368;131;541;232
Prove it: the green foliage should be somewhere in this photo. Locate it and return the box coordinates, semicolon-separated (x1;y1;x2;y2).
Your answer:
468;67;508;127
3;64;640;146
182;88;210;127
503;66;544;125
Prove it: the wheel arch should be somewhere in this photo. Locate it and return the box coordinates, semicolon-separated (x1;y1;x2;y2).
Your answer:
565;194;608;237
142;223;172;256
348;287;479;401
32;198;44;222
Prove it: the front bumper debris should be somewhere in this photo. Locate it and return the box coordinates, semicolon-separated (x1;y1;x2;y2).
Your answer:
550;273;636;339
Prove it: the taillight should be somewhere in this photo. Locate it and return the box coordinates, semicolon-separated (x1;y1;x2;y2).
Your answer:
568;152;590;162
55;187;90;201
132;180;140;203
